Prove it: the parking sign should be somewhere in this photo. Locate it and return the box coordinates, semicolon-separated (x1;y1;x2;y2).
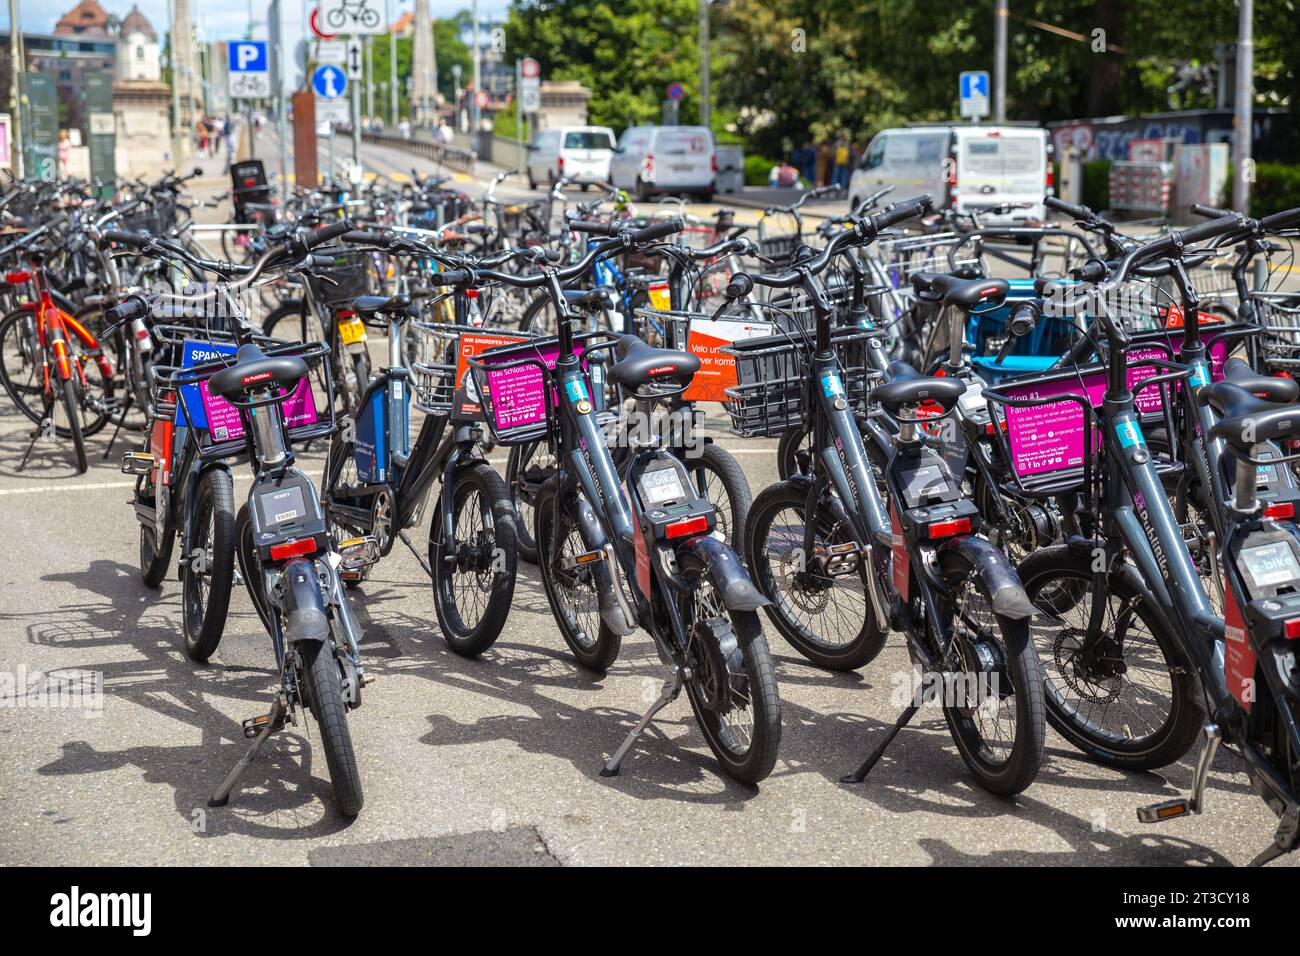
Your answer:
228;41;270;99
959;71;989;119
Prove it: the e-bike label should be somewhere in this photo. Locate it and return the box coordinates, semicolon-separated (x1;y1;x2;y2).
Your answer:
1187;361;1209;389
1116;419;1145;449
821;373;845;398
565;378;589;405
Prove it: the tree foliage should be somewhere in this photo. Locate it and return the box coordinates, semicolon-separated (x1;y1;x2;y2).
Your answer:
504;0;1299;156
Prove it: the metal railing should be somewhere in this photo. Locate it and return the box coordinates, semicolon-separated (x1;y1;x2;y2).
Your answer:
359;130;476;173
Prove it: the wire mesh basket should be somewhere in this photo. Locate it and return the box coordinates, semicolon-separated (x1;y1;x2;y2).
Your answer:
304;249;373;309
720;327;879;437
1252;292;1300;371
410;320;480;415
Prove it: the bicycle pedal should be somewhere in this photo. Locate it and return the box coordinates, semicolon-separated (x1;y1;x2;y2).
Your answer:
338;535;380;572
242;711;281;739
121;452;154;476
1136;798;1192;823
560;548;605;571
816;542;862;577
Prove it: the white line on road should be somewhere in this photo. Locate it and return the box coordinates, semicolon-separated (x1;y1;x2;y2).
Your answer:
0;480;135;496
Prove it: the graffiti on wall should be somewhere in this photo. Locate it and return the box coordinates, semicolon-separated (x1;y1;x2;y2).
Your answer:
1051;119;1224;161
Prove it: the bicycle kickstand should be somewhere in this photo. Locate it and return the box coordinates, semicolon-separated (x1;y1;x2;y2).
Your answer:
18;416;49;472
208;696;288;808
102;395;131;460
399;529;433;578
600;669;684;777
841;703;919;784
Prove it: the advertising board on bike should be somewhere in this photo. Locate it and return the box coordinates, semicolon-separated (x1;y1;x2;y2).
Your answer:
682;318;772;403
176;341;318;439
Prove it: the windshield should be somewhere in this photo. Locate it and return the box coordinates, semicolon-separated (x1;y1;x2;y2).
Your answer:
564;131;614;150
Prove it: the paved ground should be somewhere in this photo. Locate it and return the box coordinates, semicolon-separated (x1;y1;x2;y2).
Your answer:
1;148;1297;867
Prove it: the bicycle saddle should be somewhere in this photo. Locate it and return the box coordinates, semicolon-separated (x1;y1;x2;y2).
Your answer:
911;272;1010;312
352;293;411;319
1221;356;1299;403
1201;381;1300;450
209;344;308;401
607;335;700;390
563;288;613;309
870;361;966;415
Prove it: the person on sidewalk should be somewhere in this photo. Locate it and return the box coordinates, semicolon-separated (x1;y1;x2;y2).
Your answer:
832;134;851;191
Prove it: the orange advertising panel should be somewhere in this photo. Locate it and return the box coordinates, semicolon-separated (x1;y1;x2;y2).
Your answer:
682;318;773;403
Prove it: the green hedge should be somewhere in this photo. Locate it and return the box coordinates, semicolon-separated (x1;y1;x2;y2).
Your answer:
1249;162;1300;218
745;154;777;186
1083;160;1110;213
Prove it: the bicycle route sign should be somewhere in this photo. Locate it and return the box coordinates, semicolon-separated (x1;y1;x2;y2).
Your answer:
312;64;348;99
228;41;271;99
318;0;385;35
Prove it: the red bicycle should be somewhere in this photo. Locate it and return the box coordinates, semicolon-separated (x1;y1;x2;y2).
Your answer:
0;241;116;473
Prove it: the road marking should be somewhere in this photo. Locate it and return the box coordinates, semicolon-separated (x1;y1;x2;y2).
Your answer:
0;480;136;496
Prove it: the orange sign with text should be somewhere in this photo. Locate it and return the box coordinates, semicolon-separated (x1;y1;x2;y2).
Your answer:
682;318;773;403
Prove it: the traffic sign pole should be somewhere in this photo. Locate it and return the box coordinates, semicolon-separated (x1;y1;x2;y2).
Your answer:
352;61;362;165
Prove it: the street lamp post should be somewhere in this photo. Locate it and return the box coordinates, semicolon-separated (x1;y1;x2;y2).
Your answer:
8;0;23;176
993;0;1008;123
698;0;710;128
470;0;481;130
388;0;398;127
1233;0;1254;211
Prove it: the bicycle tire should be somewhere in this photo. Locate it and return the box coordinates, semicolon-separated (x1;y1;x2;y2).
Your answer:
429;460;518;657
60;377;88;473
535;476;622;671
677;549;782;783
300;638;364;817
685;442;752;549
744;480;887;670
1018;544;1203;770
937;547;1045;795
182;468;237;663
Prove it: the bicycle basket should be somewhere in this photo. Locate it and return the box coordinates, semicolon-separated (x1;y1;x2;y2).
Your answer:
720;326;879;437
305;249;373;309
408;321;522;417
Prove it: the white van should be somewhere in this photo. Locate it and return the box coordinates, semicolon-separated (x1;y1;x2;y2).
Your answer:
848;125;1050;222
609;125;715;202
526;126;617;189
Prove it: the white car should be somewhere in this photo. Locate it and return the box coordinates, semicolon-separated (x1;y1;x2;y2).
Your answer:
526;126;617;189
849;125;1050;222
609;125;716;202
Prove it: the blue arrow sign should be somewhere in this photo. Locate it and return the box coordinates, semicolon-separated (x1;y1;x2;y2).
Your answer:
229;41;268;73
312;64;347;99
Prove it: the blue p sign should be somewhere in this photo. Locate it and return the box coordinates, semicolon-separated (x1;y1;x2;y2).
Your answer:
230;41;267;73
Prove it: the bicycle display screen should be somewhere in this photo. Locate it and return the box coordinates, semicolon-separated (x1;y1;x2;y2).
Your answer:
257;485;308;528
638;467;688;506
1240;541;1300;592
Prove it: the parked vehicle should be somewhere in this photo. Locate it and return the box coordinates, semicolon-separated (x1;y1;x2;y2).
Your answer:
849;125;1050;223
610;125;716;203
526;126;617;190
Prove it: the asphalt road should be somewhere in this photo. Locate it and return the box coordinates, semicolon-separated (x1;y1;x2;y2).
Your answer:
1;152;1296;867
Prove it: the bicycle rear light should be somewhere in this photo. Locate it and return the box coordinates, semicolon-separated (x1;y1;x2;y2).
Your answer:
1287;619;1300;640
1265;502;1295;519
927;517;972;539
665;515;709;539
269;538;317;561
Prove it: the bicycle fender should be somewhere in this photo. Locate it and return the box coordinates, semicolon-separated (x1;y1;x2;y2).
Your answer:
941;535;1037;620
281;558;329;644
680;534;770;611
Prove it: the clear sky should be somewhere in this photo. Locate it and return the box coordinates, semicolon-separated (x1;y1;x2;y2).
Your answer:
5;0;508;40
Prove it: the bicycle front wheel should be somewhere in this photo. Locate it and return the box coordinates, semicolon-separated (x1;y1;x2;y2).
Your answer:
430;460;518;657
1018;544;1202;770
182;469;237;662
300;638;364;817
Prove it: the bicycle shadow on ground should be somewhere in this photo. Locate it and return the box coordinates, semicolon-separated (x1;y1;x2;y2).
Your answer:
16;558;359;838
790;695;1255;865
